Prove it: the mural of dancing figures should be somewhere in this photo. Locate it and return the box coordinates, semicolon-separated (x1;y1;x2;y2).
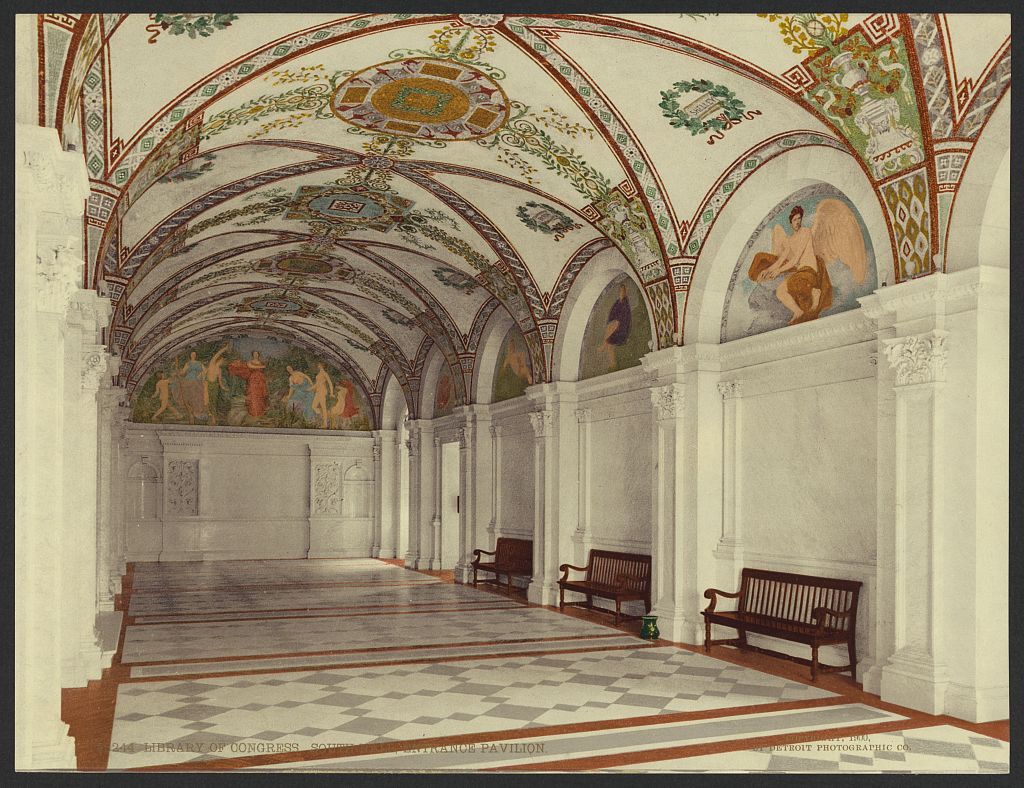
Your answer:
722;184;877;342
131;335;372;430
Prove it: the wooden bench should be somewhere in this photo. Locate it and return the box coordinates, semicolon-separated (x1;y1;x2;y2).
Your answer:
558;549;652;624
471;537;532;596
702;568;862;681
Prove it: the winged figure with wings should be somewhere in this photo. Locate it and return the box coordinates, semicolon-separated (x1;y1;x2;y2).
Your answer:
747;200;868;325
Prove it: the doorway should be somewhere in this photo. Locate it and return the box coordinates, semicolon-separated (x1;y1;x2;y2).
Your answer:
439;440;460;569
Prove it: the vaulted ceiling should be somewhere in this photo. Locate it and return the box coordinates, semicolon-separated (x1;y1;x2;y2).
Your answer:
38;12;1010;418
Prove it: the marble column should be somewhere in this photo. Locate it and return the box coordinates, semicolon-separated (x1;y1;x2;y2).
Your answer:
403;421;423;568
861;268;1008;721
527;408;557;605
488;423;502;544
95;376;126;611
430;434;443;570
370;434;383;558
15;122;91;768
377;429;400;559
648;382;688;642
572;407;593;565
713;380;744;581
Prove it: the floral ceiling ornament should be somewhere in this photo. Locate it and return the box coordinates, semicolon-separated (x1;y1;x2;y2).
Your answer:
458;14;505;29
758;13;851;55
659;79;748;136
146;13;238;44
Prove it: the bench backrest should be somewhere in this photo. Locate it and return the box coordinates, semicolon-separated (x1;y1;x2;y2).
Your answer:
495;538;533;573
739;568;861;632
586;550;651;591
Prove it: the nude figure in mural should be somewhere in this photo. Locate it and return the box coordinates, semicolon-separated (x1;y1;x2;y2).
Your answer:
312;362;334;428
599;282;632;371
501;336;533;385
152;372;182;420
748;201;867;325
204;343;231;425
227;350;269;418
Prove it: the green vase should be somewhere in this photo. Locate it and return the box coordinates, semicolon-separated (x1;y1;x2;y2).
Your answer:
640;615;660;640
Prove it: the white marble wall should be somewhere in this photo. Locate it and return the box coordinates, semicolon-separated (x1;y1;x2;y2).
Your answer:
121;426;375;561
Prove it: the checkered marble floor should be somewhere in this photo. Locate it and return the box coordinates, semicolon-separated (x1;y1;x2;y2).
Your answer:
107;558;1008;773
603;724;1009;773
108;646;835;768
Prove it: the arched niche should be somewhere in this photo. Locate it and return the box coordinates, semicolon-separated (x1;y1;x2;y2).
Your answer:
550;246;655;382
379;372;409;430
945;93;1010;272
343;462;372;518
684;144;893;345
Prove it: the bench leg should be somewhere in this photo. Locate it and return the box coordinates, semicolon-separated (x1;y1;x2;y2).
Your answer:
704;620;711;652
615;599;621;625
738;629;748;650
848;637;858;682
811;644;819;682
586;594;593;610
507;573;513;597
472;567;478;587
559;586;564;611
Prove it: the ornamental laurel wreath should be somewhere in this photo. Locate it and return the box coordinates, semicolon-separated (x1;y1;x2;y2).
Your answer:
659;79;746;135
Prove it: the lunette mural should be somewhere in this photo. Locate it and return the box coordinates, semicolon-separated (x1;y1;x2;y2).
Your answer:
578;275;653;380
131;336;371;430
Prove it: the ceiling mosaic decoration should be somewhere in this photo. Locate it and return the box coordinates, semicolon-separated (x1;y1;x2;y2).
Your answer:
35;12;1009;423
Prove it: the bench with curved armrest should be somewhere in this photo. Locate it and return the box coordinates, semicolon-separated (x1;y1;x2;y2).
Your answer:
471;537;532;596
558;549;651;624
702;568;862;681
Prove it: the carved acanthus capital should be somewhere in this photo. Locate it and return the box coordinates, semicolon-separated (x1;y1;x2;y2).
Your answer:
529;409;554;438
35;245;81;315
405;430;420;458
458;428;468;449
717;381;742;400
651;383;685;420
574;408;592;424
21;144;90;216
81;346;109;393
489;424;501;439
371;439;382;462
883;331;949;386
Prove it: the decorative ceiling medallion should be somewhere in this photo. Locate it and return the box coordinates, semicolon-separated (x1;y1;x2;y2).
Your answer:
254;252;355;281
236;293;314;318
331;58;509;141
286;185;414;232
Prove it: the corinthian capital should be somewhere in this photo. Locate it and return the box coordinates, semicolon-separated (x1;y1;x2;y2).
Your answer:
883;331;949;386
651;383;685;420
529;409;554;438
717;380;742;400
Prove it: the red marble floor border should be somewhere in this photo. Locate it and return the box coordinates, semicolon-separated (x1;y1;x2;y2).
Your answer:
124;641;657;683
125;603;521;627
124;631;633;667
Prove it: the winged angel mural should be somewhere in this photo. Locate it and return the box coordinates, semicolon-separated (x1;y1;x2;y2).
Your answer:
747;199;867;325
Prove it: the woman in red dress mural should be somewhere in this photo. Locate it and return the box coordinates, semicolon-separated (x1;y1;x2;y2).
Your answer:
227;350;269;418
327;378;361;429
